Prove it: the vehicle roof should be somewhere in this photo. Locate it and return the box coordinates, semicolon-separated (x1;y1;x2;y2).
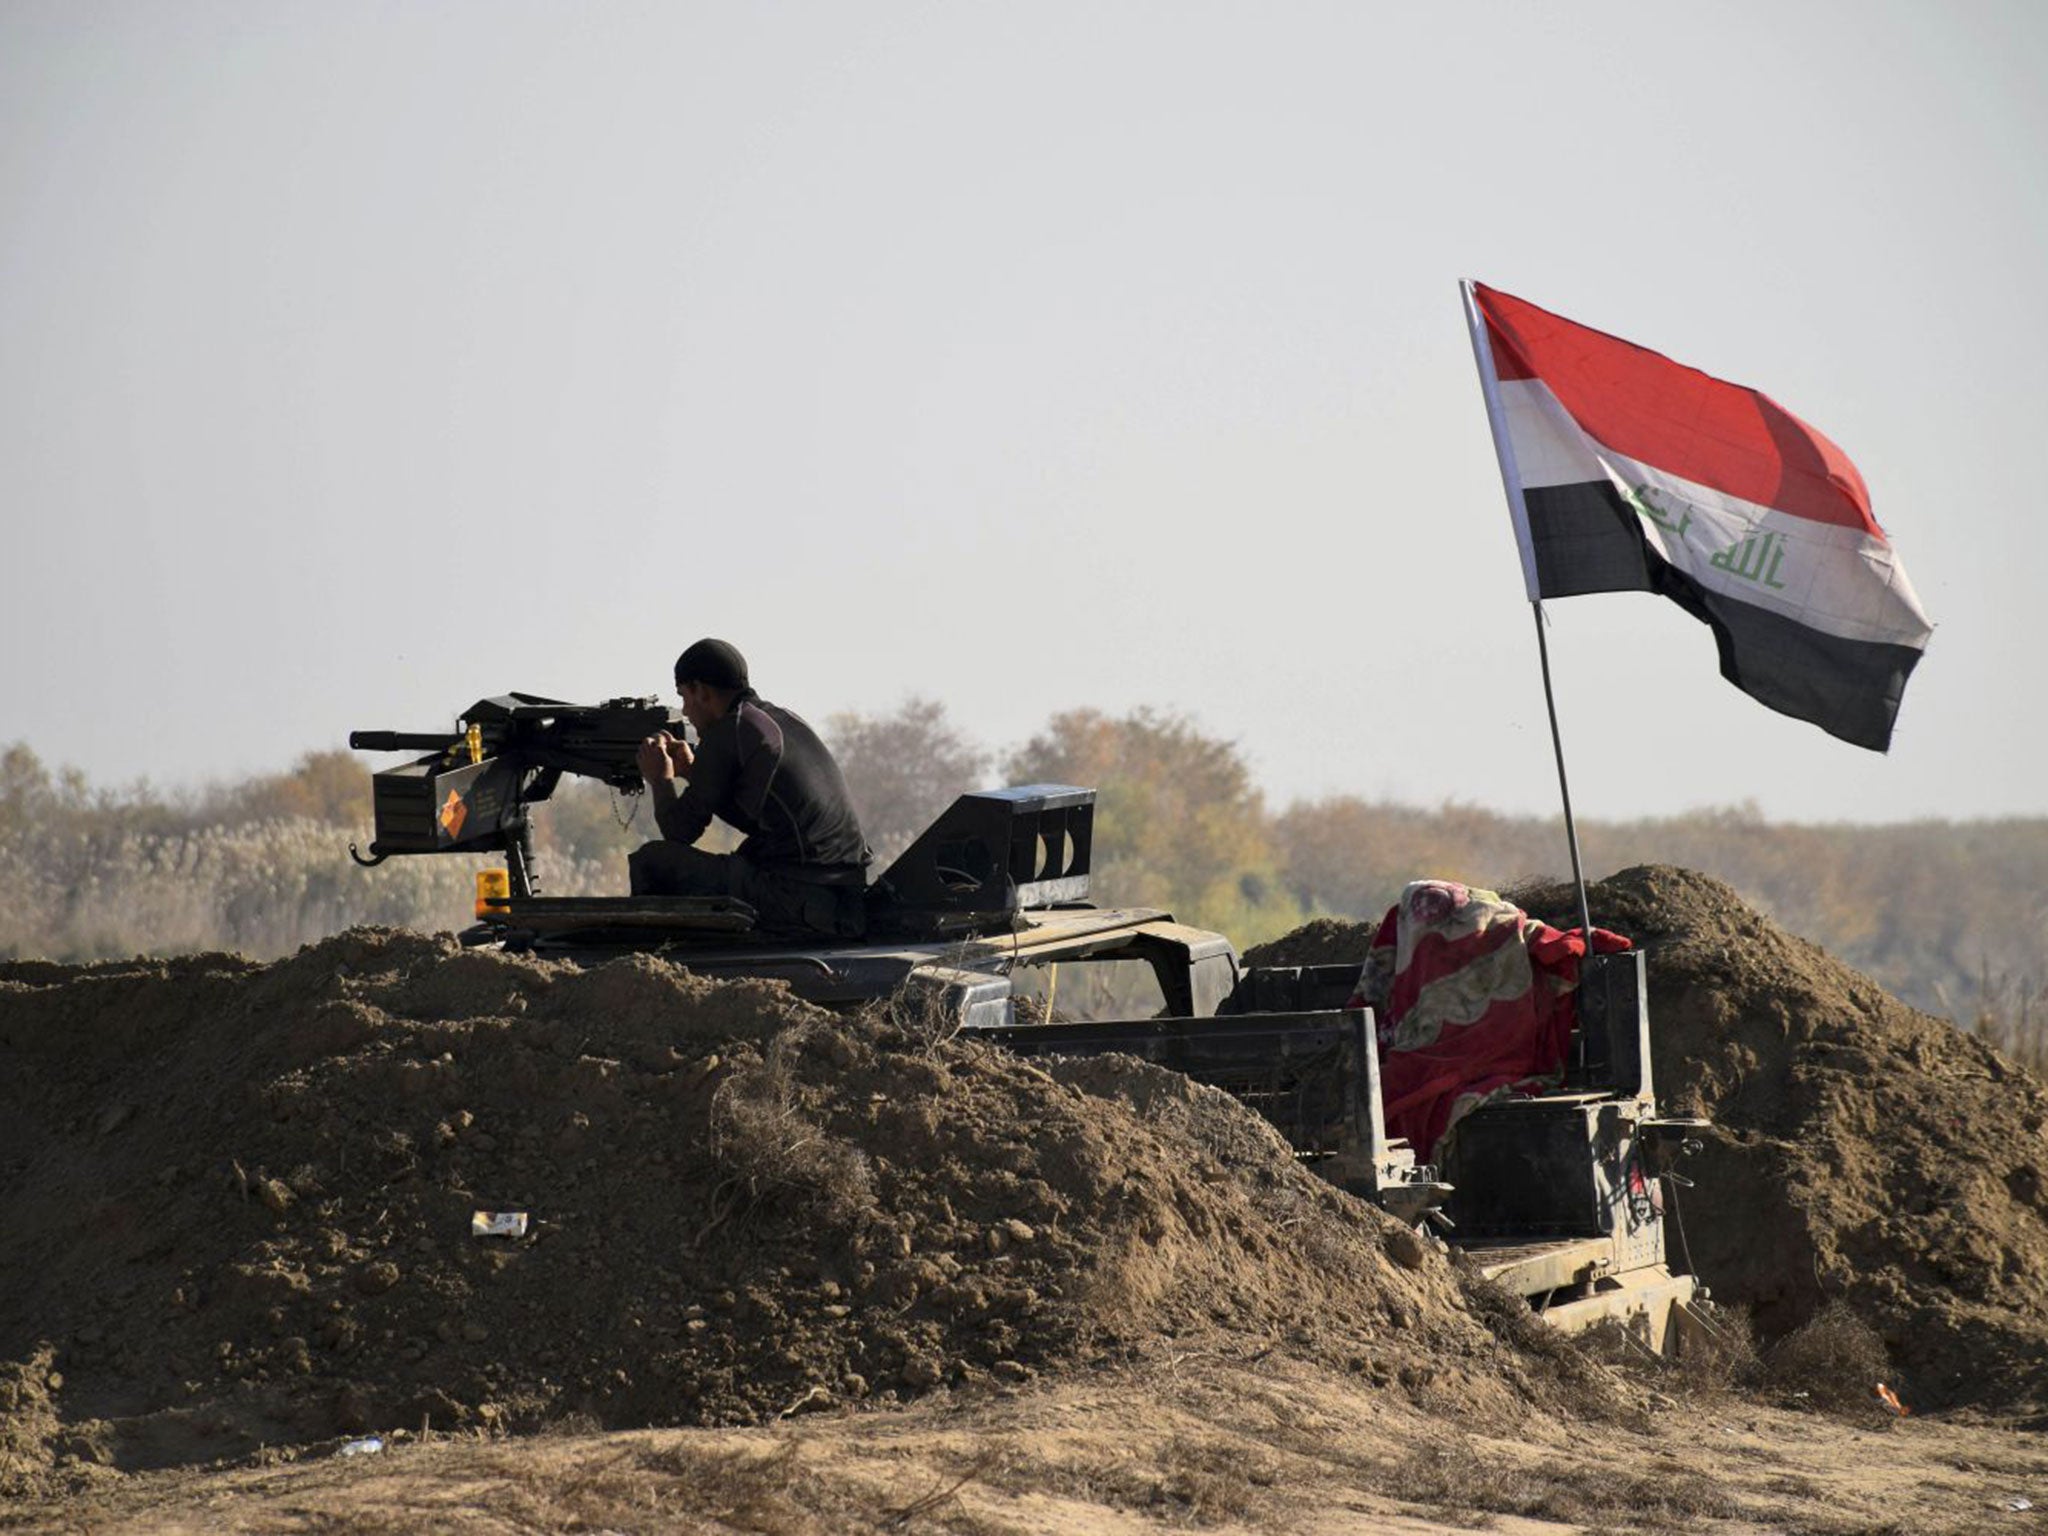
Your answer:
515;904;1232;1007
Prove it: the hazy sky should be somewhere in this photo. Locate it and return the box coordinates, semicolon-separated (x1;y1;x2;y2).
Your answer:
3;1;2042;825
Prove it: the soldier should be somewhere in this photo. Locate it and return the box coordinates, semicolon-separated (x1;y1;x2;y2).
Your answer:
631;638;871;936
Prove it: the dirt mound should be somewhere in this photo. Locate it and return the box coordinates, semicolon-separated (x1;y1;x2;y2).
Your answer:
0;929;1598;1492
1500;865;2048;1416
1241;917;1376;969
1246;874;2048;1415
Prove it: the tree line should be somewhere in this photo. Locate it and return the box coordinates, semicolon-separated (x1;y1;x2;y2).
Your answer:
3;706;2042;1066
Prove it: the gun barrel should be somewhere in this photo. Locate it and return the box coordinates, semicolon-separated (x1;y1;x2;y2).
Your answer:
350;730;460;752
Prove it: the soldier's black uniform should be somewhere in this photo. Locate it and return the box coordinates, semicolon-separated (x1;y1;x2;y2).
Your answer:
629;690;870;936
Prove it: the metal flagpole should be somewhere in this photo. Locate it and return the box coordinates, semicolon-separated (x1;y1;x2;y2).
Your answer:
1461;280;1595;937
1530;602;1595;939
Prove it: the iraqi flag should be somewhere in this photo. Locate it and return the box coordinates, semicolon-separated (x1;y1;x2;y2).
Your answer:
1463;281;1932;752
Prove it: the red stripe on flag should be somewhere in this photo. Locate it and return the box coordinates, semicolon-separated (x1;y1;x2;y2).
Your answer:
1474;283;1878;535
1482;317;1536;381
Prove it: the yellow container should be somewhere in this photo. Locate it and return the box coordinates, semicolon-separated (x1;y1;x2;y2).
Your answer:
475;868;512;920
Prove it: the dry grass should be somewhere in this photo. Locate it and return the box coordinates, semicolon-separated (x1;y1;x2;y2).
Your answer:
459;1438;814;1533
487;1437;1021;1536
1763;1301;1897;1416
1940;1445;2048;1478
1145;1435;1271;1527
1971;969;2048;1075
706;1032;877;1230
285;1437;876;1535
876;968;968;1056
976;1434;1273;1529
1582;1296;1900;1426
0;815;624;963
1383;1438;1741;1533
1675;1299;1766;1394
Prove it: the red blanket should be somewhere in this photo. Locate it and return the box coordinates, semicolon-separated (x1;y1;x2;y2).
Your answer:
1347;881;1629;1161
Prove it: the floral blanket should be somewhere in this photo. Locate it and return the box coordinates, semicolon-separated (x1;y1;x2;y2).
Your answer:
1347;880;1630;1161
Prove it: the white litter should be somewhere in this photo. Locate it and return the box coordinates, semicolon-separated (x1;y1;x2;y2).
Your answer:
470;1210;529;1238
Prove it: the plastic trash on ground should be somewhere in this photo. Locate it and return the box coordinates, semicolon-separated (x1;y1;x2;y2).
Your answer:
470;1210;529;1238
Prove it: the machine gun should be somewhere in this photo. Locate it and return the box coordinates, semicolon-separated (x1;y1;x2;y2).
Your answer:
348;693;685;895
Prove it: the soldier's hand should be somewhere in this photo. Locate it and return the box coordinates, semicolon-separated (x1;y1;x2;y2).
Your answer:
636;735;675;783
665;734;696;778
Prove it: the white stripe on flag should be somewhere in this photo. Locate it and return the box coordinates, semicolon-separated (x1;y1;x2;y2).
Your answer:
1496;377;1933;651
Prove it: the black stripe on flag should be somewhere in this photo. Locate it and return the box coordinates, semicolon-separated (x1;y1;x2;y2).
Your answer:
1522;482;1654;597
1523;481;1924;751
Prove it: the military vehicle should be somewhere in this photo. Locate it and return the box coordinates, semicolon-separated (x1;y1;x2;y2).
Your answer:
351;693;1707;1352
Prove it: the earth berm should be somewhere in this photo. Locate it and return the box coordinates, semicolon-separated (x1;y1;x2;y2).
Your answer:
0;931;1594;1496
1248;864;2048;1419
6;861;2045;1511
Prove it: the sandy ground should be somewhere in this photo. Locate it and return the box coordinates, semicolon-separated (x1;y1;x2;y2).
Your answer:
9;1351;2042;1535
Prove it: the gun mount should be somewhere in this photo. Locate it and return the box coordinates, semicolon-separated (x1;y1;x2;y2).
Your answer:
349;693;685;894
